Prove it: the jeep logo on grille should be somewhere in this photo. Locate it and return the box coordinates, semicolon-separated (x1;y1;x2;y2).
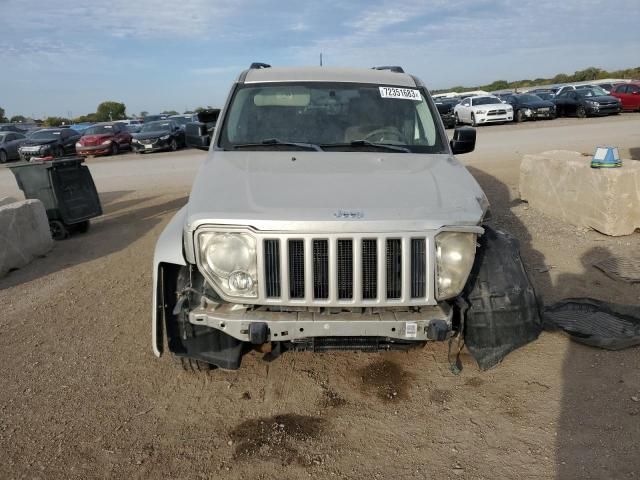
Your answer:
333;210;364;219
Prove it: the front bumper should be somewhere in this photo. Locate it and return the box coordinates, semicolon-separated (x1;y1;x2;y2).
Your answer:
187;303;453;343
77;145;111;155
586;104;622;116
523;108;555;119
474;112;513;123
132;140;169;153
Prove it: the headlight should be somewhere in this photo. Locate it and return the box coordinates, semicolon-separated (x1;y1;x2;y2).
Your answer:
101;139;112;145
475;109;486;114
586;100;598;106
160;134;170;141
39;145;50;153
435;231;477;300
198;232;257;298
132;138;139;143
75;142;82;148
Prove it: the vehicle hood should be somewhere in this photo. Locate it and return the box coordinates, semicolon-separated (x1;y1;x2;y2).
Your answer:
79;134;113;146
134;131;170;140
186;151;488;233
21;138;59;147
470;104;508;110
518;100;555;109
588;95;620;104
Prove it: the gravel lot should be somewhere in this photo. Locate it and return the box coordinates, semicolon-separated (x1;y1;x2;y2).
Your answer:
1;114;639;479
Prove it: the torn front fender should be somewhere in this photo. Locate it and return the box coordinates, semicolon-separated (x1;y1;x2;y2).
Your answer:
152;206;188;357
459;226;542;370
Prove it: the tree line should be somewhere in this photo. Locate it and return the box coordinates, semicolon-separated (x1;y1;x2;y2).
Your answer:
1;102;217;127
433;66;640;94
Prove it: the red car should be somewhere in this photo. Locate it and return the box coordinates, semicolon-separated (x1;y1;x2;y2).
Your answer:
610;82;640;111
76;122;132;156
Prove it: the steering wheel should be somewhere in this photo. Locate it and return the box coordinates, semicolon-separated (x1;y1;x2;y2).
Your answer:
362;126;407;144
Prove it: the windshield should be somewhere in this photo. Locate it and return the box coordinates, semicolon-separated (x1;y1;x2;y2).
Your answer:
536;92;554;100
0;133;8;142
472;97;502;106
517;94;544;103
218;82;446;153
141;121;172;133
83;125;115;135
30;130;62;140
577;88;605;98
170;116;190;126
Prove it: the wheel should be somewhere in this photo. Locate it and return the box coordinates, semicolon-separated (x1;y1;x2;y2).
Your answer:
75;220;90;233
110;142;119;156
56;146;65;158
49;220;68;240
515;110;525;123
576;105;587;118
0;150;7;164
170;139;178;151
454;112;461;125
173;355;214;372
471;113;478;127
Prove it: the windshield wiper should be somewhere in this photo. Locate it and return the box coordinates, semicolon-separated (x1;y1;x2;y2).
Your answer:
322;140;410;153
233;138;322;152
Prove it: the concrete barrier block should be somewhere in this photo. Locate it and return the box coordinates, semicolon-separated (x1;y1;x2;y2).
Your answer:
0;199;54;277
520;150;640;236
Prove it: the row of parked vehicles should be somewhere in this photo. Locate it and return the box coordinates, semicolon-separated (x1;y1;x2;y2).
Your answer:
434;80;640;127
0;111;222;163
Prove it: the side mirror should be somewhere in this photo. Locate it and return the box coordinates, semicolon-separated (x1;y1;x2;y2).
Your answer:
450;127;476;155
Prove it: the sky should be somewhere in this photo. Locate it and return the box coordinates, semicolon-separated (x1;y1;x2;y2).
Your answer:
1;0;639;119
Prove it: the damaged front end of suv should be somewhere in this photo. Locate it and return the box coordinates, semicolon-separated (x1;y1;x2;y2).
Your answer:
152;64;541;372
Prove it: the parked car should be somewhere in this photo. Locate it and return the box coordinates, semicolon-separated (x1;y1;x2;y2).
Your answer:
76;122;132;156
454;95;513;126
131;120;184;153
151;64;541;372
610;82;640;111
18;128;81;161
503;94;556;122
553;88;622;117
169;114;198;131
143;114;169;123
0;132;28;163
185;109;220;150
0;123;28;133
435;98;458;129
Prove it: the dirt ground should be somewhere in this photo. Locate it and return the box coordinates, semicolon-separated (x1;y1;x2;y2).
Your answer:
0;115;639;479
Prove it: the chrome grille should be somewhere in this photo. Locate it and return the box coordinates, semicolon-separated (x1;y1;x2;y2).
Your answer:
313;239;329;299
411;239;426;298
337;239;353;300
386;239;402;299
260;234;430;306
264;239;281;298
362;239;378;300
288;239;305;299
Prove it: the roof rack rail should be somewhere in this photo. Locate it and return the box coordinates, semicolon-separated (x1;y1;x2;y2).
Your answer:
250;62;271;69
372;66;405;73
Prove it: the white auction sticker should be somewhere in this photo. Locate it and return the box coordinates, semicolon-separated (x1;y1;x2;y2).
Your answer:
379;86;422;101
405;322;418;338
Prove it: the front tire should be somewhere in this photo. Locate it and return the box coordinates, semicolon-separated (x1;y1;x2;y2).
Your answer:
0;150;7;164
56;146;65;158
110;142;119;156
515;110;525;123
455;112;461;125
471;113;478;127
170;138;178;152
576;105;587;118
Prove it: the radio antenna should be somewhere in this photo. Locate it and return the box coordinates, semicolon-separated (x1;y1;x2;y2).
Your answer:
320;53;323;66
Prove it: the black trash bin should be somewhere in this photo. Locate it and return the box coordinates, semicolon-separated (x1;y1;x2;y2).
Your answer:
9;156;102;240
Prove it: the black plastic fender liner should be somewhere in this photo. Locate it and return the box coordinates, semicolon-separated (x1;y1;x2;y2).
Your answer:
544;298;640;350
164;265;246;370
458;227;543;370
